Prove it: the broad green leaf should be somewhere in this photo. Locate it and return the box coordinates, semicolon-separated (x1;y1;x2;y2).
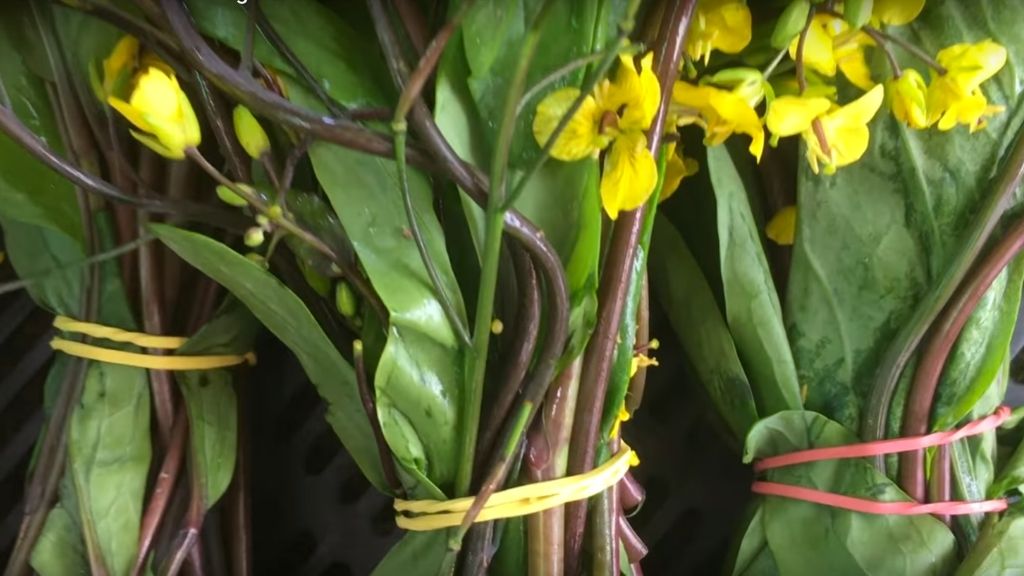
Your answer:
934;257;1024;430
175;299;259;507
188;0;389;106
30;505;87;576
650;216;758;442
68;361;151;576
371;531;447;576
708;145;801;415
786;0;1024;431
151;224;388;491
0;5;80;240
745;411;956;576
955;511;1024;575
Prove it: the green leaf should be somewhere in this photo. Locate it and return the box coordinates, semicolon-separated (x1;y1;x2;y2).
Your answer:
785;0;1024;431
955;511;1024;575
188;0;389;106
731;503;780;576
0;4;80;241
650;216;758;442
175;299;260;507
843;0;873;29
371;531;447;576
30;505;88;576
67;361;151;576
151;224;388;492
933;257;1024;431
707;145;802;415
745;411;956;576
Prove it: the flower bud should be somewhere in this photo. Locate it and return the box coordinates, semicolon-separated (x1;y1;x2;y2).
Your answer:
244;227;265;248
705;67;766;107
335;281;358;318
216;184;249;207
843;0;873;29
888;69;928;130
299;260;331;297
108;67;200;159
771;1;810;49
232;105;270;159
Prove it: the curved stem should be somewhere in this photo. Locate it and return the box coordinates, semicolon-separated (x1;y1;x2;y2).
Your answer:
862;126;1024;456
865;25;947;75
132;414;188;576
862;27;902;78
354;340;405;497
393;125;471;346
900;210;1024;500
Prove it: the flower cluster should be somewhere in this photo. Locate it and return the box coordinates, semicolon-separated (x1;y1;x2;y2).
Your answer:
532;0;1010;215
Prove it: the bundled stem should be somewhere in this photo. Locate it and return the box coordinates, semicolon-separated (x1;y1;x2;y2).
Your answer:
563;2;696;572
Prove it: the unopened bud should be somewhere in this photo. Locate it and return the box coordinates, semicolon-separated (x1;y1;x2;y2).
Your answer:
772;0;811;49
490;318;504;335
216;184;248;207
244;226;265;247
335;281;358;318
232;105;270;159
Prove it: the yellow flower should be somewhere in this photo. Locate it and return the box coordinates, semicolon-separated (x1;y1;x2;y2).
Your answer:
661;142;699;202
927;40;1007;132
687;0;752;65
101;36;139;97
533;53;662;219
789;15;875;91
888;69;928;129
108;67;201;159
766;205;797;246
673;80;765;161
872;0;926;26
766;84;884;174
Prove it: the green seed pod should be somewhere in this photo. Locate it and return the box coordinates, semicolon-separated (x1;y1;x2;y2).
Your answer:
844;0;874;29
243;226;265;248
216;184;248;207
334;280;358;318
771;0;811;49
232;105;271;159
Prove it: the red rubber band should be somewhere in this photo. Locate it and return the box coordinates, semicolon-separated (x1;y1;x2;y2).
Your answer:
754;406;1011;473
752;482;1008;516
751;407;1013;516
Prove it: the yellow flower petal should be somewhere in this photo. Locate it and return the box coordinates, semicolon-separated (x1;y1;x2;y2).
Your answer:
766;96;831;139
600;132;658;220
835;34;875;91
766;205;797;246
872;0;926;26
107;96;150;133
789;15;843;77
532;88;605;161
130;129;183;159
606;53;661;132
818;84;884;168
102;36;139;96
688;0;752;64
661;142;699;202
936;40;1007;92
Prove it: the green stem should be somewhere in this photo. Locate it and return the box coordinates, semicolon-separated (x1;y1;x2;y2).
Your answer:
0;236;153;297
393;123;472;346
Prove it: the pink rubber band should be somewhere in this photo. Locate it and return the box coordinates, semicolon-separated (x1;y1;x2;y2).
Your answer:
754;406;1012;473
752;482;1008;515
751;407;1013;516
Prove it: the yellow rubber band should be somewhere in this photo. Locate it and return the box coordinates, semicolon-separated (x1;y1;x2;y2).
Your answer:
50;317;256;371
54;315;188;349
393;443;634;531
50;338;256;371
